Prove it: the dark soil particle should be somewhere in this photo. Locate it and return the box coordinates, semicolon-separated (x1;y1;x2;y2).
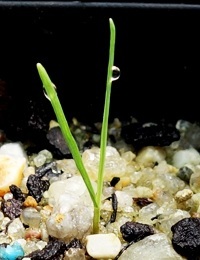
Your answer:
110;193;118;223
171;217;200;259
23;237;66;260
110;177;120;187
133;197;153;208
46;126;71;158
1;185;25;219
83;140;94;151
26;174;50;203
35;161;57;178
19;237;83;260
26;162;61;203
121;122;180;149
1;199;23;220
9;184;25;202
177;166;194;183
65;238;83;250
120;221;155;243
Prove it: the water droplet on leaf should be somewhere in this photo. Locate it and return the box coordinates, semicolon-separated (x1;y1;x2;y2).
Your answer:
43;83;57;101
111;66;120;81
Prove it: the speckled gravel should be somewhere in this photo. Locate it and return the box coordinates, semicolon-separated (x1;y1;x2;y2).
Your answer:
1;118;200;259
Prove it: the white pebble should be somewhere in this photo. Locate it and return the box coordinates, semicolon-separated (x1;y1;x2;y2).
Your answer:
0;142;27;160
115;190;133;208
0;143;27;196
118;233;183;259
7;218;25;240
0;211;4;222
172;148;200;168
82;146;127;181
46;176;94;240
3;192;13;201
86;233;121;259
38;149;53;162
135;146;166;167
33;154;46;167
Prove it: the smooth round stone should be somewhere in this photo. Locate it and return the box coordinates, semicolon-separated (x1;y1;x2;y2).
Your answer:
82;146;127;181
0;143;27;197
86;233;121;259
20;207;41;228
118;233;184;260
172;148;200;169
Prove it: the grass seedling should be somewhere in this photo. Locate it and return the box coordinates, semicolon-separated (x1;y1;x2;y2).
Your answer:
36;18;116;234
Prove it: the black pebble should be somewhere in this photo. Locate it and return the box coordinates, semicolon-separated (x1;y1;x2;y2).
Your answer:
120;221;154;243
46;126;72;158
171;217;200;259
121;122;180;149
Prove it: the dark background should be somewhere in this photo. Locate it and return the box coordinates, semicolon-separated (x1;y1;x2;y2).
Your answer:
1;1;200;140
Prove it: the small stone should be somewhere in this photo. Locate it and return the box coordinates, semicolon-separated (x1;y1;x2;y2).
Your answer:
115;177;131;190
82;146;127;181
135;146;166;167
121;122;180;148
23;196;38;208
171;217;200;258
46;176;94;241
86;233;121;259
177;166;193;183
64;248;86;260
33;153;46;167
118;233;183;260
172;148;200;168
1;198;23;219
46;126;70;156
0;241;24;260
0;143;27;197
120;221;154;242
20;207;41;228
25;227;41;240
190;169;200;193
0;142;27;160
174;189;193;203
3;192;13;201
38;149;53;163
7;218;25;240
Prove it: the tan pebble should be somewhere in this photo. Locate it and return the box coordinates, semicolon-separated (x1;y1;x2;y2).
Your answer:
168;165;179;174
175;189;193;203
0;143;27;197
132;162;142;171
23;196;38;207
23;166;35;177
0;155;26;197
191;212;200;218
115;177;131;190
43;205;53;211
121;151;136;162
49;119;59;129
41;205;53;218
25;227;41;240
136;146;166;168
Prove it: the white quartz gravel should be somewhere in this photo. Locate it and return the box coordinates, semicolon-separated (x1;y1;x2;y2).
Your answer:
86;233;121;259
118;233;184;260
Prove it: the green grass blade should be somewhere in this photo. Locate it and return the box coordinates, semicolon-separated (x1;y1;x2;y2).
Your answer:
96;18;116;212
36;63;98;208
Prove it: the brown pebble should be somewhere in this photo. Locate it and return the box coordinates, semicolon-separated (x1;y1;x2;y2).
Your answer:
25;227;41;240
23;196;38;207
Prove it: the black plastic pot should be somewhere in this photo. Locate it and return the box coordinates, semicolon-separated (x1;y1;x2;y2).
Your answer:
1;1;200;141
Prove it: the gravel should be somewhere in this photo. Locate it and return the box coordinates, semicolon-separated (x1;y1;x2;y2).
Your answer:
0;118;200;259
